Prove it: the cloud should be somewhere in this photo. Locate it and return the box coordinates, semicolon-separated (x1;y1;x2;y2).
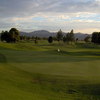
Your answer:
1;0;100;17
0;0;100;33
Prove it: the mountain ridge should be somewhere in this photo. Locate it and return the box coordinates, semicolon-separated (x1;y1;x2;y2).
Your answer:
20;30;91;40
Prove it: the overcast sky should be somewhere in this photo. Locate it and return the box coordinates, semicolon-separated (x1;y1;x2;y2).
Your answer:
0;0;100;33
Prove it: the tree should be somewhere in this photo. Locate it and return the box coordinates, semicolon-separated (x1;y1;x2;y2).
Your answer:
76;38;78;43
98;33;100;44
69;29;75;42
1;31;5;41
20;35;26;41
66;32;71;43
63;30;75;44
63;36;67;43
31;36;34;41
9;28;20;42
0;28;20;43
84;36;91;43
56;29;63;41
91;32;100;44
92;32;97;43
34;37;38;44
48;36;53;43
1;31;11;42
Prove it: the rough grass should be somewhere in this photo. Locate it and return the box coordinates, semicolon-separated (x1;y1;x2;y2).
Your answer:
0;41;100;100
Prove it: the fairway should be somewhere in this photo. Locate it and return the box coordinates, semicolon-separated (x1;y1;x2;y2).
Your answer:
0;41;100;100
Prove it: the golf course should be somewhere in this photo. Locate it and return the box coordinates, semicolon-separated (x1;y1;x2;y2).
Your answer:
0;41;100;100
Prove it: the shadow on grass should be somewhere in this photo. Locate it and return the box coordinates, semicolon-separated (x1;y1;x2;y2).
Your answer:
61;50;100;56
32;74;100;100
0;53;7;63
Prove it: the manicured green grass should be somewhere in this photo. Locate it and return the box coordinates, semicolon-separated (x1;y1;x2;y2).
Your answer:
0;41;100;100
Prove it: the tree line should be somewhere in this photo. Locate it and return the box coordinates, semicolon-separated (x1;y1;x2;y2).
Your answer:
48;30;100;44
0;28;40;43
0;28;100;44
0;28;75;44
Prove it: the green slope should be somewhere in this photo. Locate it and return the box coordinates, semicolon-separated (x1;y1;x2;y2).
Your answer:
0;41;100;100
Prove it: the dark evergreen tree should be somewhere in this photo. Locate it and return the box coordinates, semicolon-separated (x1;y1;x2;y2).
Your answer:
56;29;63;41
62;29;75;44
48;36;53;43
34;37;38;44
70;29;75;42
63;36;67;43
66;32;71;43
76;38;78;43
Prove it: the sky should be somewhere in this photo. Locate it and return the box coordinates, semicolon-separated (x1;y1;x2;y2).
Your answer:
0;0;100;33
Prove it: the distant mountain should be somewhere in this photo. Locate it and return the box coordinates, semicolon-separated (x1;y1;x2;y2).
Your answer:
20;31;30;36
30;30;56;37
20;30;91;40
20;30;56;37
74;33;91;40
